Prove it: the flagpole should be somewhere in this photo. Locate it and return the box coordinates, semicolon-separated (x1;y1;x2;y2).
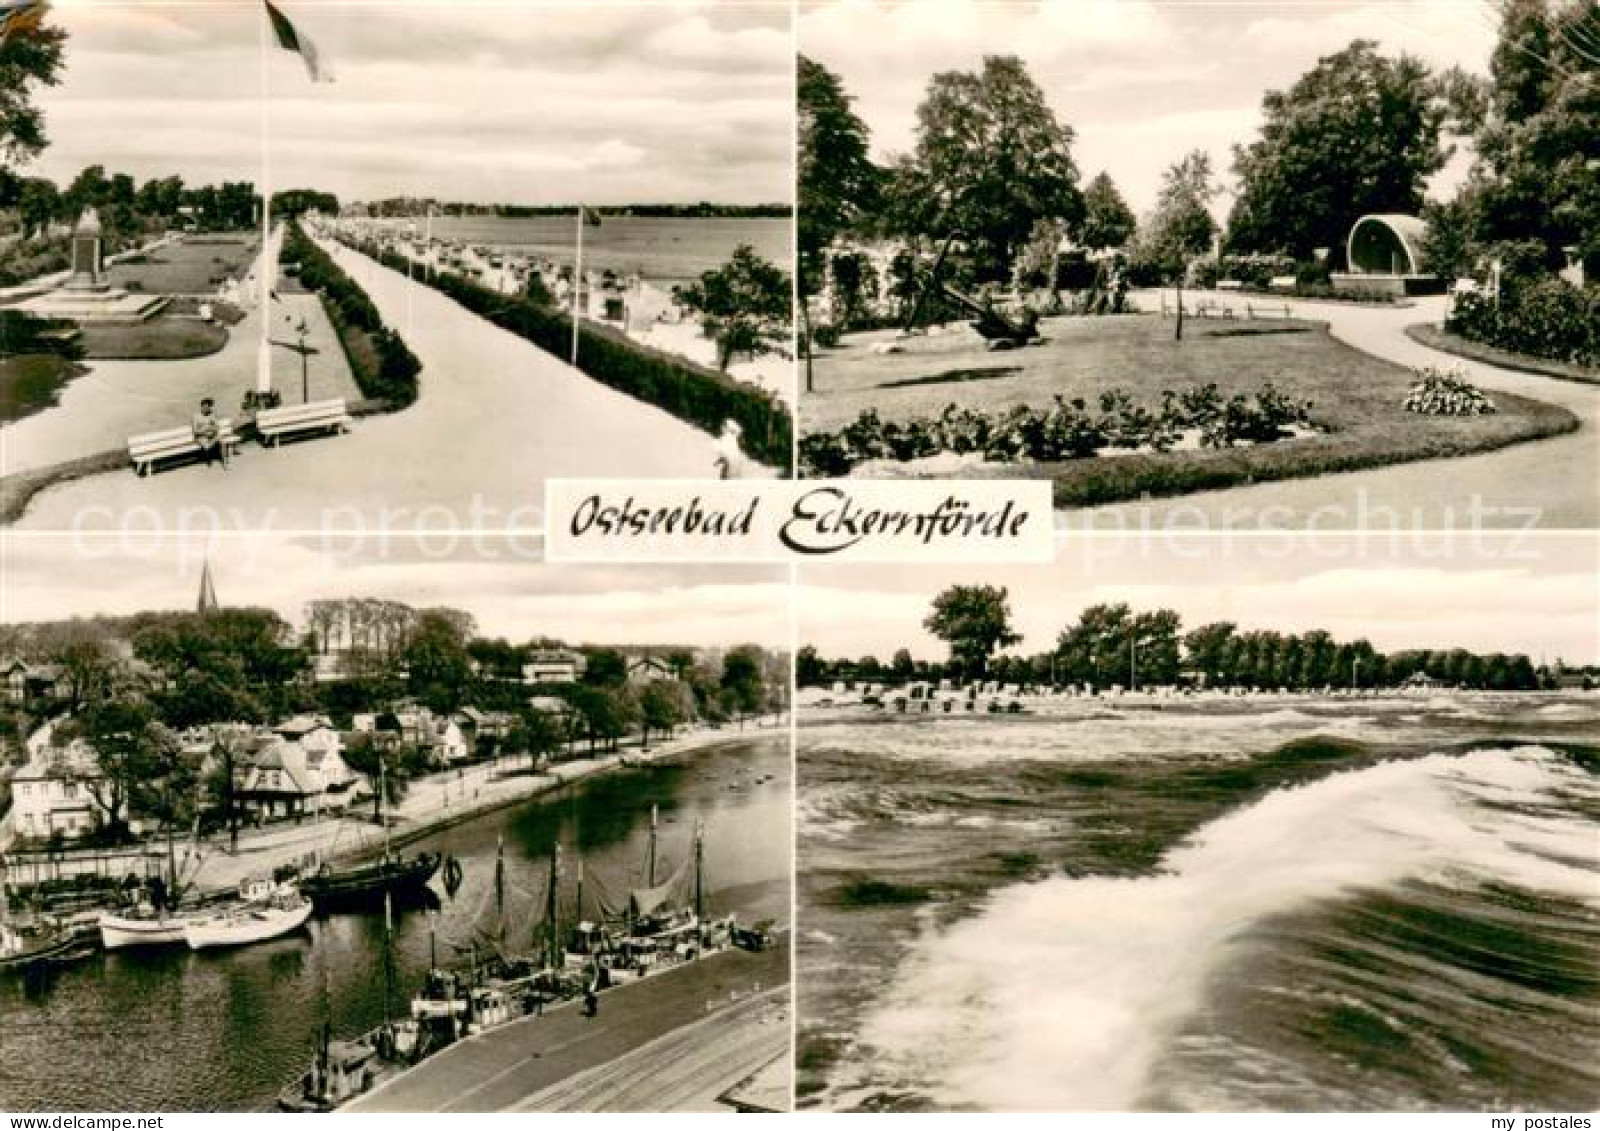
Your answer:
569;205;582;366
257;2;273;394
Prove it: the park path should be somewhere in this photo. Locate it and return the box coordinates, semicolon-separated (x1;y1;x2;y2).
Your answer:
1077;293;1599;531
10;240;722;531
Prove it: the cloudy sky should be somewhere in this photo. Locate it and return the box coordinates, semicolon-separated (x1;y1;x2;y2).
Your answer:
799;536;1600;665
26;0;793;206
801;0;1499;215
1;534;791;649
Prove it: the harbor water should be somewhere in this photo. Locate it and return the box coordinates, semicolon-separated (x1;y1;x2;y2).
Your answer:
0;736;788;1111
797;693;1600;1111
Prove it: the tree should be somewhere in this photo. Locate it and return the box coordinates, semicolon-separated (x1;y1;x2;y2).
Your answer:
341;733;405;821
1080;172;1137;250
720;645;768;727
923;585;1022;681
1132;150;1220;281
404;608;475;712
796;644;827;688
897;55;1084;282
582;648;628;688
1227;39;1448;261
798;54;880;298
61;698;163;842
1467;0;1600;274
675;244;793;371
0;11;65;173
638;680;687;748
891;648;915;680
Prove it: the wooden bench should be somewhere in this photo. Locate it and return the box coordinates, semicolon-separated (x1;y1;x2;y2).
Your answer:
255;398;351;447
127;419;240;476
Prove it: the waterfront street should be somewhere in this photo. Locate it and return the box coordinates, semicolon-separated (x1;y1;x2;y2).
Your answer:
348;940;791;1113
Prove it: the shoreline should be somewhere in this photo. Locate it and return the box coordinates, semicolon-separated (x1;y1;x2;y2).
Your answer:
188;719;786;895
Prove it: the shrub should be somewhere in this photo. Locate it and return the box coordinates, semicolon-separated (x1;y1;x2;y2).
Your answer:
1404;366;1497;416
1447;278;1599;367
798;382;1315;475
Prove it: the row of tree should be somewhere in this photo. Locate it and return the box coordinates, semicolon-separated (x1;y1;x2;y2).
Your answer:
799;585;1547;692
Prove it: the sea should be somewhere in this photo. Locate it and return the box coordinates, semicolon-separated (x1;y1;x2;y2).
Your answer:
0;735;789;1111
797;693;1600;1111
408;215;791;285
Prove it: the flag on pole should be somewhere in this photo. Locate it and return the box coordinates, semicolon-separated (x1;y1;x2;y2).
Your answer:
264;0;333;83
0;0;47;44
580;205;602;227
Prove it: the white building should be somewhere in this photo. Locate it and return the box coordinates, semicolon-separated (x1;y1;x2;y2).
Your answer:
522;650;586;685
9;740;119;841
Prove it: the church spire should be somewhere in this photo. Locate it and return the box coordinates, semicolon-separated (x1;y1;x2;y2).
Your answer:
197;559;220;614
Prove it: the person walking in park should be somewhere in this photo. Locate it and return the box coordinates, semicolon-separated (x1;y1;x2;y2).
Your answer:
192;397;229;468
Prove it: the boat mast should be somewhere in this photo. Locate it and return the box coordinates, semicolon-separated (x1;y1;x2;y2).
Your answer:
494;833;506;945
648;804;658;887
382;890;394;1025
545;844;560;968
694;820;704;920
379;760;391;862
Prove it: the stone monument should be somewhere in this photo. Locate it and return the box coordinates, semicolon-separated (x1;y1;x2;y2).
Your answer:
20;207;168;323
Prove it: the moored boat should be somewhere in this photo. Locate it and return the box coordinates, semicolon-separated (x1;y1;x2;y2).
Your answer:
184;885;312;950
98;909;193;951
1;919;96;971
300;851;442;912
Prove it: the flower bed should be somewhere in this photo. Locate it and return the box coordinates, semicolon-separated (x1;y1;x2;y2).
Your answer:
1403;366;1497;416
800;383;1315;476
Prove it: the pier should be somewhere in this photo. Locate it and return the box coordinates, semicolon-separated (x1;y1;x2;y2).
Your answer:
345;937;790;1112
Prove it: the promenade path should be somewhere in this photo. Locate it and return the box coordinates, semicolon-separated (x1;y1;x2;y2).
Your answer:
347;939;790;1113
1073;293;1598;531
511;988;790;1111
11;240;724;531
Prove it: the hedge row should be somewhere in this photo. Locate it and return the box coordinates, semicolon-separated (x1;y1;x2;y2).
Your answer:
282;223;421;407
340;234;793;469
1446;278;1600;368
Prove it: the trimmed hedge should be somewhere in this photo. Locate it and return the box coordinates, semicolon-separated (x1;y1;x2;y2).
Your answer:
340;234;793;469
282;222;421;407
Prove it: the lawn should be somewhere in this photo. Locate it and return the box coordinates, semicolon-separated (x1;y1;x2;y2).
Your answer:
104;232;259;295
78;315;229;360
801;312;1579;507
0;353;83;425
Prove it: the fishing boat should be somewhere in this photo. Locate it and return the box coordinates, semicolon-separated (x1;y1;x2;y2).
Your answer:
184;883;312;950
98;908;194;950
300;852;443;912
0;919;95;972
300;761;449;913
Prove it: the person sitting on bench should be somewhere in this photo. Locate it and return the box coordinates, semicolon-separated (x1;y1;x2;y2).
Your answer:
192;397;229;468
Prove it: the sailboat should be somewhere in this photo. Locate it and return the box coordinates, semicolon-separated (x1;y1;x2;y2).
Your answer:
99;810;208;950
278;892;422;1111
300;760;447;912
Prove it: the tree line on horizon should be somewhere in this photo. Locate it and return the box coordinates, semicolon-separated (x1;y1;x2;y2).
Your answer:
798;585;1558;693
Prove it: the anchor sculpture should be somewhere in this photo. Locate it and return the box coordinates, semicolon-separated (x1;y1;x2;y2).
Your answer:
900;231;1041;349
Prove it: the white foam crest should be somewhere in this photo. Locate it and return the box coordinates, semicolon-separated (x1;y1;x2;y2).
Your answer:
842;746;1599;1112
